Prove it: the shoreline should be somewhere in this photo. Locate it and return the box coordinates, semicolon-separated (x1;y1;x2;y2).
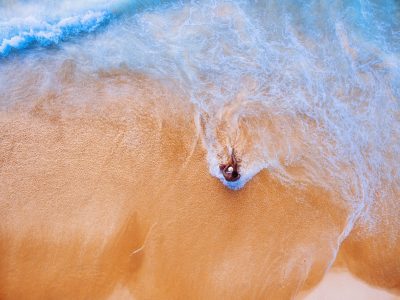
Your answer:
1;83;399;298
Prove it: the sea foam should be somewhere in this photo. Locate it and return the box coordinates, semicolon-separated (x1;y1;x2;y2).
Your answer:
1;0;399;232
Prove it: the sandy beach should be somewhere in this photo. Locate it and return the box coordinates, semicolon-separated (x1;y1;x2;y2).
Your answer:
1;71;399;298
1;0;400;298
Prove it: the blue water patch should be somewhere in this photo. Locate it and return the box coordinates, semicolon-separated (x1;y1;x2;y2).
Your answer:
0;0;173;57
0;10;113;57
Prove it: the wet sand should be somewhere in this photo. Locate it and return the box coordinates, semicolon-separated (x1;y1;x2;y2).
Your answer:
0;71;399;299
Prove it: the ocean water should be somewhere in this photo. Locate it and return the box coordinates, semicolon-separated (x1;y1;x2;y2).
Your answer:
2;0;399;209
0;0;399;298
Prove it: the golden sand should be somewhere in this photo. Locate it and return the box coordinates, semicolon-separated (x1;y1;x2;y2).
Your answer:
0;71;399;299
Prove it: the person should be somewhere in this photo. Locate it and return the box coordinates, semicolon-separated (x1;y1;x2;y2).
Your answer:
219;150;240;181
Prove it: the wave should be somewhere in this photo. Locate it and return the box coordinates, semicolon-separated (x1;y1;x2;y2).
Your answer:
0;10;112;56
0;0;170;57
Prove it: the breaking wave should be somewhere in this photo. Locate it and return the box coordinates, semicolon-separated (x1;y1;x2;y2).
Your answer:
0;0;170;56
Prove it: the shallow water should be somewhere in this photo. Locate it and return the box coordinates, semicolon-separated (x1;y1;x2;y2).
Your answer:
0;0;399;299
